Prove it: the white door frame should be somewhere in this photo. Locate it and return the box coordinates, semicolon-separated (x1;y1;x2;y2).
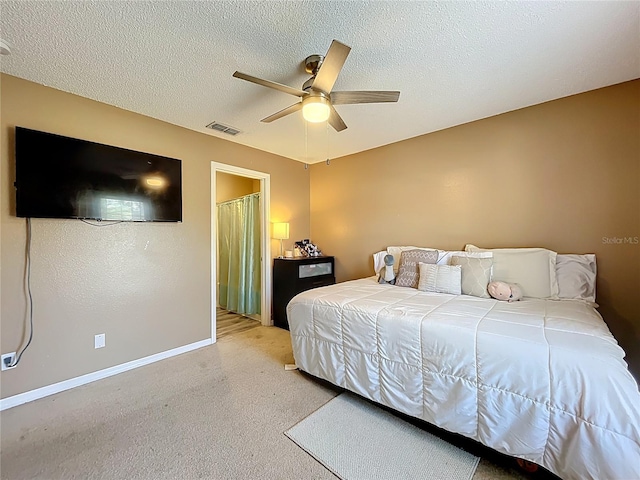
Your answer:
211;162;272;342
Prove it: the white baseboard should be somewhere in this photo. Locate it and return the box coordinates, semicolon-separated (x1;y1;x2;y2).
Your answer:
0;338;213;411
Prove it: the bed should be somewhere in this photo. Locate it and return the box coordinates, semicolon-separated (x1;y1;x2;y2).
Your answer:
287;247;640;480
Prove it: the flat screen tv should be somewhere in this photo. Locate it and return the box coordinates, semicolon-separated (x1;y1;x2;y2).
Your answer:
15;127;182;222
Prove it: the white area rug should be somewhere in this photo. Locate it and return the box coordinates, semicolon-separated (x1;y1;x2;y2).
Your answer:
285;393;480;480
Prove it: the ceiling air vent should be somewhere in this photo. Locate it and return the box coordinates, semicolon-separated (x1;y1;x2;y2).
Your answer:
206;121;241;136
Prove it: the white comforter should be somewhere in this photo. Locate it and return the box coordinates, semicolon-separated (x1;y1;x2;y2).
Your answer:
288;278;640;480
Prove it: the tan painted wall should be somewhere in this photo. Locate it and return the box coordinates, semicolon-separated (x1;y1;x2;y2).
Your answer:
0;74;310;399
310;80;640;377
216;172;259;203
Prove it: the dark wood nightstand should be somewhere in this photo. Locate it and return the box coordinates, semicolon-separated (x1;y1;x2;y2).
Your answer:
272;256;335;330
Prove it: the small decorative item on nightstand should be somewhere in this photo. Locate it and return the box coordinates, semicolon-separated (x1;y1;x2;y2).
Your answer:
272;256;335;330
294;239;323;257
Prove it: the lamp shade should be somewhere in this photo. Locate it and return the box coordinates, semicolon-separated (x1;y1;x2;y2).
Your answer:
302;96;330;123
272;222;289;240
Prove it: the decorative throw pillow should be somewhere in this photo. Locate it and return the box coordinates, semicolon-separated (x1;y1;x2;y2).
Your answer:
395;249;438;288
387;246;438;274
418;263;462;295
556;254;597;303
464;245;558;299
450;255;493;298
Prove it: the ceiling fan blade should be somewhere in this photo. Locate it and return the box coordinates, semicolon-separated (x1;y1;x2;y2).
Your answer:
328;105;347;132
331;91;400;105
261;102;302;123
233;71;307;98
311;40;351;94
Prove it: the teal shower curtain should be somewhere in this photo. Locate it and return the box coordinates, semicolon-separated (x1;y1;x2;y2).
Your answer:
217;193;261;315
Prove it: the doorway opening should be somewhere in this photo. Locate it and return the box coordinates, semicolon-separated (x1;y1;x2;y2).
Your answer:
210;163;271;343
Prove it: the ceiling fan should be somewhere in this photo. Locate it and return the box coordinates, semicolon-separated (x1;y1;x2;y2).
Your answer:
232;40;400;132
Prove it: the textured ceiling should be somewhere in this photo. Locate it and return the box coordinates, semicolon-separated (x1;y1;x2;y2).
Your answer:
1;1;638;164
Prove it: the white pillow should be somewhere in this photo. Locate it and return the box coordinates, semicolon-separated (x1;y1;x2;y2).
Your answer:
437;250;492;265
387;246;438;274
465;244;558;299
418;263;462;295
556;254;597;303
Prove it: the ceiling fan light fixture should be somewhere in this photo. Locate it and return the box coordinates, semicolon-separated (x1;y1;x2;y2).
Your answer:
233;40;399;132
302;96;330;123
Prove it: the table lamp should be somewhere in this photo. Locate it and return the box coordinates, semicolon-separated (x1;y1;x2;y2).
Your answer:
272;222;289;258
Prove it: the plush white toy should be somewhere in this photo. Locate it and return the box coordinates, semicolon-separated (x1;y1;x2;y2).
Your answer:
378;254;396;285
488;281;523;302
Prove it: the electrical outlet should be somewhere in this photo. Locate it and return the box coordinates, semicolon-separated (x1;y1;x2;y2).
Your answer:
1;352;17;371
94;334;105;349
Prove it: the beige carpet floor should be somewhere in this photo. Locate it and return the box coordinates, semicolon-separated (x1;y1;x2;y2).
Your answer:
1;326;549;479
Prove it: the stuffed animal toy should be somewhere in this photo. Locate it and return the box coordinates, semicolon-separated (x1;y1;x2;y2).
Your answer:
378;254;396;285
488;281;523;302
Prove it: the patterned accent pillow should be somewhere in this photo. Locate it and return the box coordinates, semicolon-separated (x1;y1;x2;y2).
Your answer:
395;249;438;288
387;246;438;274
450;255;493;298
417;263;462;295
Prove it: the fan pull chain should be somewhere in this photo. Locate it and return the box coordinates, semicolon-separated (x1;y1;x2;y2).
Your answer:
304;119;309;167
326;120;330;166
